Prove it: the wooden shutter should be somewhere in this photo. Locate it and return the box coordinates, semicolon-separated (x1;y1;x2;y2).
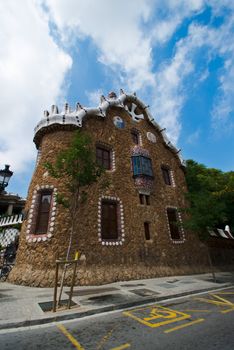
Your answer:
131;131;139;144
141;157;153;177
139;194;144;204
162;167;171;185
145;195;150;205
96;147;111;169
35;191;52;234
144;222;151;240
132;156;141;176
167;208;180;239
101;201;118;239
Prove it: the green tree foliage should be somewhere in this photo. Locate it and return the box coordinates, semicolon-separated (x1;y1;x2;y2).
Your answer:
44;130;104;301
185;159;234;238
44;130;103;258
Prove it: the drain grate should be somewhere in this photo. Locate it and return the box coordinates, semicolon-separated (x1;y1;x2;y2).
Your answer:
39;299;77;312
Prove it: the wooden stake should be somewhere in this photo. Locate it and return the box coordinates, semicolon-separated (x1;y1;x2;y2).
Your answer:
53;261;59;312
68;259;78;309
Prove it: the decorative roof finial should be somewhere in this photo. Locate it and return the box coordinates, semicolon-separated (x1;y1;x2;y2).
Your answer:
51;105;59;114
108;91;117;99
64;103;69;113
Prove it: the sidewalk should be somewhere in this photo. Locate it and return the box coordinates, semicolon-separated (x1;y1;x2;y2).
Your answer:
0;272;234;330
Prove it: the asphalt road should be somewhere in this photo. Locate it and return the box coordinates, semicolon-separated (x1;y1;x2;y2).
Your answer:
1;288;234;350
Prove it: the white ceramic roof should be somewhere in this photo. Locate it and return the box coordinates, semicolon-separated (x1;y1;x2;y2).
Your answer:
34;89;184;165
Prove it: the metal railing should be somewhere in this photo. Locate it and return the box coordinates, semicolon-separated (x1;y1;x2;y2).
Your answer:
0;213;23;228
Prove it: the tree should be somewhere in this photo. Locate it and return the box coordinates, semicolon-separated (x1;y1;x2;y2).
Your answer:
44;130;104;301
184;160;234;282
184;159;234;239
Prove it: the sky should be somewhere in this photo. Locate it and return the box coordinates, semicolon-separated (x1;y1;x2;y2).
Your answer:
1;0;234;198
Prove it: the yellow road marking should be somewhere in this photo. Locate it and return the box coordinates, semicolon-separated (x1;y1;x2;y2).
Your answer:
210;294;234;305
164;318;205;333
96;327;115;350
180;309;211;313
111;343;131;350
214;292;234;295
123;305;191;328
194;293;234;308
221;308;234;314
57;324;85;350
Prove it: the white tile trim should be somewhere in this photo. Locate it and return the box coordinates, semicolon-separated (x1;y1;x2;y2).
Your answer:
26;185;57;243
98;195;125;246
165;206;185;244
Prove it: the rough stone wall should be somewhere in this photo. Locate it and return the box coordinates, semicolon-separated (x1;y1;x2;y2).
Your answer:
10;105;212;287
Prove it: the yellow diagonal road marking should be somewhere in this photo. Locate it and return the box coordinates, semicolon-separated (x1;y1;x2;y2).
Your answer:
221;308;234;314
194;293;234;308
164;318;205;333
111;343;131;350
210;294;234;305
57;324;85;350
96;327;115;350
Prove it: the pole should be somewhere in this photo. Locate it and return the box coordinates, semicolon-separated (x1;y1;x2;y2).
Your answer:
68;259;78;309
53;261;59;312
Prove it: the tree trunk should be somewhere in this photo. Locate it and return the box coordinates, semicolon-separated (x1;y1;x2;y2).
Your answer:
58;187;79;305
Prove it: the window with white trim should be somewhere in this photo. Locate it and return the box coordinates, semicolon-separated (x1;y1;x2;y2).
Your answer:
167;208;181;240
161;166;172;185
101;199;119;240
35;190;53;234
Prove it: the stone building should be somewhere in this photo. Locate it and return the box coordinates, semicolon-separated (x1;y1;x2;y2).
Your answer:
9;90;210;287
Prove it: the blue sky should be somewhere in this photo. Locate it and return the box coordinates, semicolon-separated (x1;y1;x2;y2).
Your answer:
1;0;234;197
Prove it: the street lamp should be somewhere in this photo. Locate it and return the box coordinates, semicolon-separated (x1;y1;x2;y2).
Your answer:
0;165;13;194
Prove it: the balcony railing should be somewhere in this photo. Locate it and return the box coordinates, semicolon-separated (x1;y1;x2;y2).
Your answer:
0;214;23;228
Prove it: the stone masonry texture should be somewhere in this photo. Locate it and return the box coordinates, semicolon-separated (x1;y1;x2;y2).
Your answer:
9;103;213;287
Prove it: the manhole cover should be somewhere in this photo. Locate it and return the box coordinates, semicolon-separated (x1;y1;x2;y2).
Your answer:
39;299;77;312
129;289;160;297
67;287;118;297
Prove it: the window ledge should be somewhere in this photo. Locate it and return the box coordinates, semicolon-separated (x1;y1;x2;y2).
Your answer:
145;239;153;244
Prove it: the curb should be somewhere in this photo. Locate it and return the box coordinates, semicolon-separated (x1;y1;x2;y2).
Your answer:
0;283;232;331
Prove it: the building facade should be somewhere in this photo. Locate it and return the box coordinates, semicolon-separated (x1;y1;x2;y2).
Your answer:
9;90;210;287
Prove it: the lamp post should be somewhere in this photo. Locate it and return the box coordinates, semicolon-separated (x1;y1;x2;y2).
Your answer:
0;165;13;194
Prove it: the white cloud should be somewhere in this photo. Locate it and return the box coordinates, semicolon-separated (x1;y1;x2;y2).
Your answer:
151;8;234;143
1;0;234;183
44;0;155;91
0;0;72;172
186;129;201;144
86;89;103;106
43;0;210;144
